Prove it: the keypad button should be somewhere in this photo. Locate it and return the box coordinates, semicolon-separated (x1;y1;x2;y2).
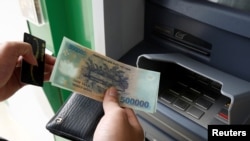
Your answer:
195;97;213;110
182;89;200;102
173;99;190;111
187;106;204;119
160;93;177;104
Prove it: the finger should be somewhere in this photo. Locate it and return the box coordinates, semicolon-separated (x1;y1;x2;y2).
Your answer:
103;87;120;113
15;42;38;65
43;71;52;81
43;55;55;81
1;42;38;66
44;62;54;73
43;63;54;81
44;54;56;65
44;67;53;81
16;56;23;67
125;108;141;127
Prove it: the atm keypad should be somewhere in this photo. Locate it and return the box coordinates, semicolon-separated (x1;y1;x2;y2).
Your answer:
158;66;230;123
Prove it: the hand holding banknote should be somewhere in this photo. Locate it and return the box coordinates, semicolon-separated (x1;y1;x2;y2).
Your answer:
94;87;144;141
50;37;160;113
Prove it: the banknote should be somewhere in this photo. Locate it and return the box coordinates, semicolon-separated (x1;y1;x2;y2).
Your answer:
50;37;160;113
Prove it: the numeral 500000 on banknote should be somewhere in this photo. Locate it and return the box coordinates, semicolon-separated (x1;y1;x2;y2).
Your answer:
50;37;160;113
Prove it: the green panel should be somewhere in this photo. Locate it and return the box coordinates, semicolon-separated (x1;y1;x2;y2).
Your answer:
27;0;94;112
27;22;54;52
43;0;94;56
60;90;72;102
42;82;64;113
43;0;67;56
64;0;94;47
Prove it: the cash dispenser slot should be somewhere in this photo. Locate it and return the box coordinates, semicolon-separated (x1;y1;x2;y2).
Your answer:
136;53;250;140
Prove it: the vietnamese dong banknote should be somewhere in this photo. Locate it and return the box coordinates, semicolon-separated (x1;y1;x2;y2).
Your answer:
50;37;161;113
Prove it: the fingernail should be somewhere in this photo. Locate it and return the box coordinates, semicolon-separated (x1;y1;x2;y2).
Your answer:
33;60;38;66
31;56;38;66
108;87;117;97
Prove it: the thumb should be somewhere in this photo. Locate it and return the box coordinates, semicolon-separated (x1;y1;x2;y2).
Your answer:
2;42;38;66
16;42;38;65
103;87;120;113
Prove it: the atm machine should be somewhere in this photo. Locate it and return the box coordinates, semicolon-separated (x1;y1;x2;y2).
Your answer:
119;0;250;140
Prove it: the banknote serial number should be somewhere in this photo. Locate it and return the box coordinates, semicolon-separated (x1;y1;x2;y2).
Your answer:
120;96;149;108
68;44;86;56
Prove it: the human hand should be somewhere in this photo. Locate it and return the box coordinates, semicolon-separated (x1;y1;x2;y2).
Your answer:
93;87;144;141
0;41;55;101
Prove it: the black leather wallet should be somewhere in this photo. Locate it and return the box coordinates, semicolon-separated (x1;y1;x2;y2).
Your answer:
46;93;104;141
